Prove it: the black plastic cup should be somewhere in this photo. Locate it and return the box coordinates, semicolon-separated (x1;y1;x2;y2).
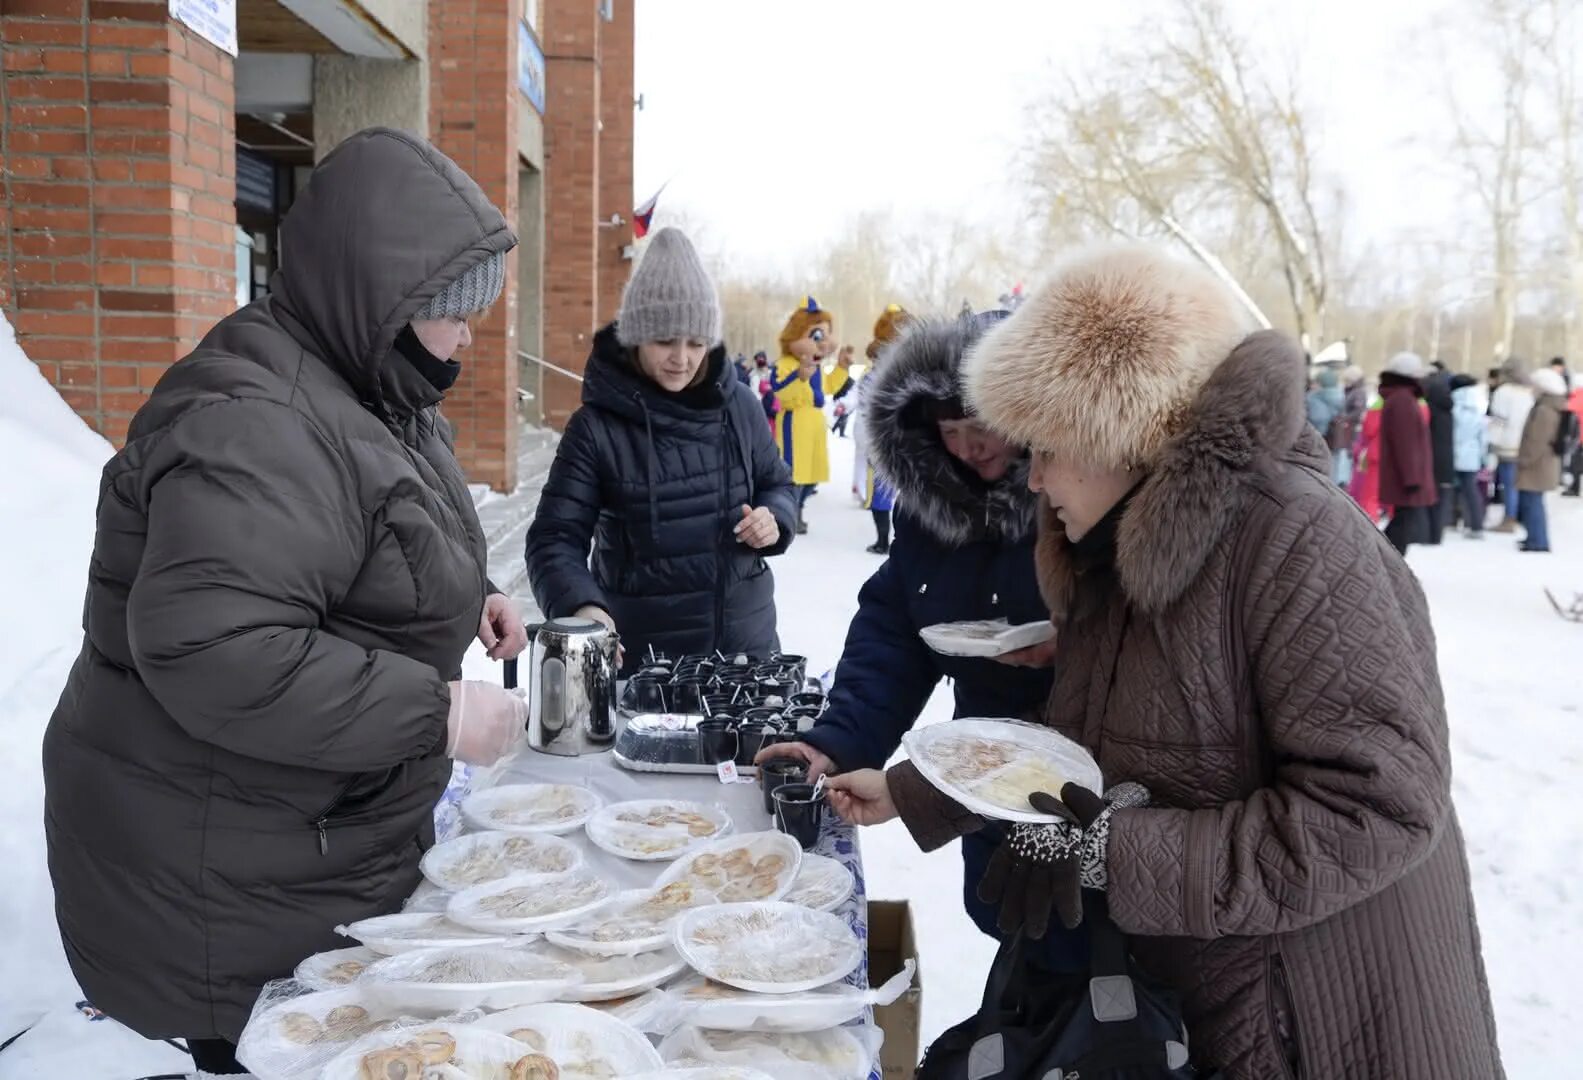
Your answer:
789;691;826;712
734;719;779;766
669;679;706;715
697;718;738;766
773;783;826;850
760;758;807;814
624;676;668;714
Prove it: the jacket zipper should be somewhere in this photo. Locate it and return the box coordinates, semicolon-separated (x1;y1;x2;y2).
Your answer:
309;778;361;856
1267;952;1305;1080
713;416;730;646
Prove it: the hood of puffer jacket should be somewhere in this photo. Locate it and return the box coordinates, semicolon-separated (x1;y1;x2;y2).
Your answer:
863;314;1038;547
1034;329;1323;618
270;127;517;418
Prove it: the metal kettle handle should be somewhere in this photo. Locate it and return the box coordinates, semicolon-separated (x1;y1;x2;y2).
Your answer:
501;621;544;690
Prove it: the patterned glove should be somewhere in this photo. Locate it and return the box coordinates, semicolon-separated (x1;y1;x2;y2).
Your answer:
978;782;1150;938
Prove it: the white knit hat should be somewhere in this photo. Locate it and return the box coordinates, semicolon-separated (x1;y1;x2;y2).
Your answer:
616;228;722;346
1384;352;1428;380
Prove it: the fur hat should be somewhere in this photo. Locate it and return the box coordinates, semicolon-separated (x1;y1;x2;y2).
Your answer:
866;304;912;360
963;243;1255;469
1531;367;1568;397
779;296;833;358
616;227;723;346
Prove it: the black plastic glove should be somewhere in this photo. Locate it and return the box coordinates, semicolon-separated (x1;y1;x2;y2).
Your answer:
977;781;1150;939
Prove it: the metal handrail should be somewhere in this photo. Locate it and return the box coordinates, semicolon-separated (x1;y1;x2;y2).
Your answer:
519;350;584;383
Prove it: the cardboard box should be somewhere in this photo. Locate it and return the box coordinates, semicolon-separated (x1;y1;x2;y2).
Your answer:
868;900;923;1079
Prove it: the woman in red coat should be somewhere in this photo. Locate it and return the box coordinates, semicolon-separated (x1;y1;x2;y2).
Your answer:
1378;352;1439;554
1349;396;1385;522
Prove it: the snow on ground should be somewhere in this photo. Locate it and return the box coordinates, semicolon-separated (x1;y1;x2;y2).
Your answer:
0;329;1577;1076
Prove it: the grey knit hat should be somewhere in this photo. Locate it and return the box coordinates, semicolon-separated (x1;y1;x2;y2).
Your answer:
616;227;722;346
414;250;508;321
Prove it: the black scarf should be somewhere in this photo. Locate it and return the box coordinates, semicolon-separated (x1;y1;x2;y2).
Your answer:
1070;480;1144;570
394;324;461;392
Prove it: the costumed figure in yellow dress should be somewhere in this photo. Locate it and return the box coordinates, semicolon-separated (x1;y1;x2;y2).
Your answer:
772;296;837;533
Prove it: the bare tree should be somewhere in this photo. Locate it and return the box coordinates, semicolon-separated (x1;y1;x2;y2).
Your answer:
1536;0;1583;358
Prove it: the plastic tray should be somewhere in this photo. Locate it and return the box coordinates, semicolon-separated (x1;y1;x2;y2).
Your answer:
672;902;862;995
420;829;584;890
359;945;583;1012
461;782;603;835
319;1021;544;1080
659;1025;881;1080
446;869;614;934
919;618;1056;658
291;946;381;992
585;798;733;861
336;911;524;955
471;1002;666;1075
654;831;803;904
902;717;1103;823
235;983;434;1080
779;854;854;913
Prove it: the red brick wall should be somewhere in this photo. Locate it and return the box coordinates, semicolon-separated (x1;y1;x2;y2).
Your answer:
541;0;600;430
1;0;236;445
429;0;522;492
596;0;633;326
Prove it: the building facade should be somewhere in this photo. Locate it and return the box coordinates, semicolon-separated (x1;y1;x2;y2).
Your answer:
0;0;634;490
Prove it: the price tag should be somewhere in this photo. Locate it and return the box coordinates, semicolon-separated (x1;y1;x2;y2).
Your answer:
715;759;740;784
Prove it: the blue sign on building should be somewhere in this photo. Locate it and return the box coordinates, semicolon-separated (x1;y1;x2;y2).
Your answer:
518;22;546;115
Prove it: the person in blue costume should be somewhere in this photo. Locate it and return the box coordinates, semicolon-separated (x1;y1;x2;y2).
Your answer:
756;310;1084;970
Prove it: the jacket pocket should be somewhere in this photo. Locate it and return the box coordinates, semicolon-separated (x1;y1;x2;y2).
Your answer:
309;768;399;856
1267;951;1306;1080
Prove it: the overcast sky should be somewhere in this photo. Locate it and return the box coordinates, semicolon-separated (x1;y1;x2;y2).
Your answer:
632;0;1470;281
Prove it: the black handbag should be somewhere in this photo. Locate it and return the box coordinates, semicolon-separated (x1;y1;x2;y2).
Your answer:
918;896;1216;1080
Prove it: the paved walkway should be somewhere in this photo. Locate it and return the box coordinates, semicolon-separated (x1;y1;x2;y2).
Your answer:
471;423;559;620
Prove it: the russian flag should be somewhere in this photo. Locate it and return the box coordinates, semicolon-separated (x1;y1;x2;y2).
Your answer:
633;182;667;239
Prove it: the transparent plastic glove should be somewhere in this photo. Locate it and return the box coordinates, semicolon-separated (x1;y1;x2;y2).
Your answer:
445;680;528;765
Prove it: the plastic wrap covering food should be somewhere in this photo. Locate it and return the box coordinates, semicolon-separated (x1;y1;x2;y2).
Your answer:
461;783;604;835
778;854;854;913
446;870;614;934
653;832;803;904
337;912;525;955
421;830;585;890
918;618;1055;658
359;946;583;1012
545;884;704;958
235;981;456;1080
672;903;862;995
902;718;1104;823
471;1002;666;1077
584;799;733;860
318;1021;554;1080
520;943;687;1002
293;946;382;991
581;987;668;1031
627;1070;777;1080
658;1025;882;1080
650;961;914;1034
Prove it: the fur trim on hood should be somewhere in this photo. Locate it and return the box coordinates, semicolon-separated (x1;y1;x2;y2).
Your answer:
964;243;1255;469
863;314;1038;547
1034;330;1320;618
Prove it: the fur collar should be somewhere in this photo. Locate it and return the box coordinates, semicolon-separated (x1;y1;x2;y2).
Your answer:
863;315;1039;547
1036;330;1323;617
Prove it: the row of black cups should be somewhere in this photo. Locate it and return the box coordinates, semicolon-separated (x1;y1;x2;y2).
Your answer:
620;651;812;718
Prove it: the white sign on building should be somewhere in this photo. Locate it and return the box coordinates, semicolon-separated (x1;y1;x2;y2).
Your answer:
168;0;238;57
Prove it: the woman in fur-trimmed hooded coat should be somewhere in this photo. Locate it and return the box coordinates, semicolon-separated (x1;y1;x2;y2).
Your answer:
833;244;1503;1079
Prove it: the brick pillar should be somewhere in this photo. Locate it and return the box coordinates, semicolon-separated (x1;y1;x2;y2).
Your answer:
1;0;235;445
428;0;521;493
596;0;633;325
541;0;599;431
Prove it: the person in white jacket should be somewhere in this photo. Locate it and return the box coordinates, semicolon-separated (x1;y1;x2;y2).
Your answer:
1487;359;1535;531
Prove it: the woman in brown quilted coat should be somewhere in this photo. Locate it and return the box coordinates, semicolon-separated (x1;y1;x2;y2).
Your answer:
827;244;1504;1079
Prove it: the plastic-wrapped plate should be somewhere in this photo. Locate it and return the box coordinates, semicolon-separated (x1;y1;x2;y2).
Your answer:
659;962;915;1033
461;782;603;835
235;984;427;1080
528;943;688;1001
546;884;706;957
902;717;1103;823
629;1070;778;1080
585;798;732;861
919;618;1055;658
779;853;854;913
291;946;380;991
336;911;524;955
673;902;861;995
654;830;802;904
359;945;582;1012
319;1021;544;1080
659;1025;880;1080
420;829;584;890
447;869;613;933
472;1002;666;1076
